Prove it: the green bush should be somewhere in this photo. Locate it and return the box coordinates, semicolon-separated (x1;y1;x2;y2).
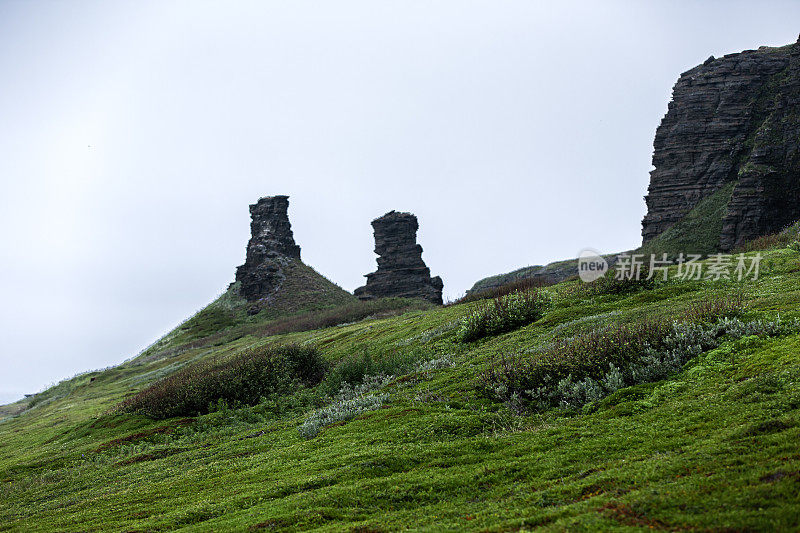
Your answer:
482;316;799;412
735;219;800;252
320;348;422;395
482;318;672;398
681;292;744;323
298;375;392;439
578;269;656;297
457;290;552;342
118;345;328;419
298;394;388;439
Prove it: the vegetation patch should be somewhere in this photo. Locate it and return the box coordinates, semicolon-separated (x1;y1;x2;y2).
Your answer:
95;418;194;451
457;289;552;342
574;267;657;297
115;447;187;466
736;219;800;253
681;291;744;322
638;182;736;257
298;387;389;439
249;298;431;338
482;313;799;412
118;345;327;419
453;276;555;305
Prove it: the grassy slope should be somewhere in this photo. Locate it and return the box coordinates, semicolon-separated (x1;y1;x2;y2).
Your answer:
468;264;545;293
2;248;800;530
147;259;357;353
637;182;737;258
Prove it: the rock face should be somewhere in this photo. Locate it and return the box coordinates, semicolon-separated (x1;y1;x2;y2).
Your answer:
642;37;800;250
355;211;443;304
235;195;302;301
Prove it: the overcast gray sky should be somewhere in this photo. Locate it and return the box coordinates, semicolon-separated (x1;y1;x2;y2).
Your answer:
1;1;798;404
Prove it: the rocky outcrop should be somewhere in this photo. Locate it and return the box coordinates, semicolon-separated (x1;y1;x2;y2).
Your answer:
355;211;443;304
235;195;302;302
642;36;800;250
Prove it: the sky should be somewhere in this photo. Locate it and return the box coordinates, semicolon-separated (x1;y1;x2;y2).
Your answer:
1;0;799;404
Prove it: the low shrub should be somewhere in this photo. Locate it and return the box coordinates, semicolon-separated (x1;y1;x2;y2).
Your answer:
298;374;392;438
680;292;744;323
298;350;456;438
118;345;328;419
458;289;552;342
321;348;422;395
415;354;456;372
482;318;671;397
578;268;657;297
735;221;800;253
298;393;388;439
481;316;799;412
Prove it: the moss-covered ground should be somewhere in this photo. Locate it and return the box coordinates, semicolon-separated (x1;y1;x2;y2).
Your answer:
2;247;800;531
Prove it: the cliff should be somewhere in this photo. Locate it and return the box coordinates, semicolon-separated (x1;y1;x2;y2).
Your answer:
471;37;800;294
642;36;800;251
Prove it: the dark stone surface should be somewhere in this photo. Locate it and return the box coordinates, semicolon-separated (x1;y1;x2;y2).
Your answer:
641;39;800;250
355;211;443;304
235;195;301;301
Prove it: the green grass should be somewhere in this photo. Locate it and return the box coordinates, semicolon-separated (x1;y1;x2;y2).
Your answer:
468;264;545;293
638;182;737;258
467;258;585;294
3;248;800;530
160;259;358;350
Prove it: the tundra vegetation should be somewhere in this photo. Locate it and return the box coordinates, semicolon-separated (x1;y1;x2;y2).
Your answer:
2;240;800;531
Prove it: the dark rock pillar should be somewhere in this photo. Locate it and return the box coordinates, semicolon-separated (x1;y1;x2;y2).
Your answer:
355;211;443;304
235;195;301;301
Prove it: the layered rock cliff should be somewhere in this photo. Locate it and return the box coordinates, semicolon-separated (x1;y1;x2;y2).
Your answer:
642;36;800;250
355;211;443;304
471;37;800;294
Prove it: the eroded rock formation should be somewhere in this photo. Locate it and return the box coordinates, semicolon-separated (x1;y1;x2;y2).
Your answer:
235;195;301;301
355;211;443;304
642;36;800;250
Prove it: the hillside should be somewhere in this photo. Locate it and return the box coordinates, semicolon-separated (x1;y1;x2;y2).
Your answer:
468;256;618;295
171;260;358;347
2;234;800;530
